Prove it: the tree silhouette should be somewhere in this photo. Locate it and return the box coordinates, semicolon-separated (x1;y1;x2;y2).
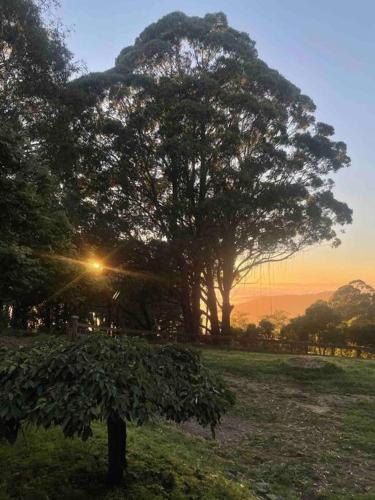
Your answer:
0;0;75;326
72;12;351;336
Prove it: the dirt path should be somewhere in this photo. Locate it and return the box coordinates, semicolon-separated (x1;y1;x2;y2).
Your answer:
179;372;375;498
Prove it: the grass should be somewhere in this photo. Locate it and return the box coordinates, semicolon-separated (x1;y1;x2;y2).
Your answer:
1;341;375;499
202;348;375;395
0;422;252;500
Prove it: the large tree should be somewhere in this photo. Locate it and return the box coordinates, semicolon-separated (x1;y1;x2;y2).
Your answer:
0;0;77;326
70;12;351;337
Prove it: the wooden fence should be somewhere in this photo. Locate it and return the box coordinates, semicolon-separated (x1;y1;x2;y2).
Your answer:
67;317;375;360
191;336;375;359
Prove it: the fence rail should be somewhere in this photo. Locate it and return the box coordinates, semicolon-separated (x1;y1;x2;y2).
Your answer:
66;318;375;360
192;336;375;359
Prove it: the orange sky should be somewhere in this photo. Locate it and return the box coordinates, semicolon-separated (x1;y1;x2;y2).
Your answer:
233;148;375;301
233;237;375;301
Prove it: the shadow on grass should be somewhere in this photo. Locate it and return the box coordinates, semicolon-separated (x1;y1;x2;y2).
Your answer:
0;422;254;499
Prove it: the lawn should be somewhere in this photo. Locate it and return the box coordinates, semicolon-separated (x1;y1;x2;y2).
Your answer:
1;341;375;499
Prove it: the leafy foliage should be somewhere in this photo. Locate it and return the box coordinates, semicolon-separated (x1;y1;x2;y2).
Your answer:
0;335;234;444
281;281;375;348
69;11;352;336
0;4;352;338
330;280;375;322
281;300;342;345
0;0;75;324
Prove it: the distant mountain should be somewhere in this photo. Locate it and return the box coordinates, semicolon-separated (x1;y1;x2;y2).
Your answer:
234;291;333;323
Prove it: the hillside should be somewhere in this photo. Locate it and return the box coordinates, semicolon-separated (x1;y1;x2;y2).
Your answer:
234;291;333;323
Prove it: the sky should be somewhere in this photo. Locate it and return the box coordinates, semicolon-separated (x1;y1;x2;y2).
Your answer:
58;0;375;296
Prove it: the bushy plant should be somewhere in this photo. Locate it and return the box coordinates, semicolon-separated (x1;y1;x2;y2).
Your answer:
0;335;234;484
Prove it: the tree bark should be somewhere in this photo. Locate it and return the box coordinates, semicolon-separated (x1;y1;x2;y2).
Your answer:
180;257;202;340
107;415;126;486
140;300;152;330
190;260;202;339
107;299;112;327
44;304;51;330
205;263;220;335
221;291;233;336
181;280;193;338
11;302;28;330
220;241;236;336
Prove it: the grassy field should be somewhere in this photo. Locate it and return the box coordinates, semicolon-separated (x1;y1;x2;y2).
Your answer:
1;340;375;499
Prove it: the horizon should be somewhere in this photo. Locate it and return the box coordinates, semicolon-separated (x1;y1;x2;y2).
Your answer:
232;278;375;304
232;280;375;324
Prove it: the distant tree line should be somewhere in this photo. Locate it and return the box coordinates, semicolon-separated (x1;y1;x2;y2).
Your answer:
0;1;352;337
230;281;375;352
280;280;375;349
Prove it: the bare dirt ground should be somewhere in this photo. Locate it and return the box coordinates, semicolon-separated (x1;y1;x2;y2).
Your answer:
179;414;254;442
179;371;375;498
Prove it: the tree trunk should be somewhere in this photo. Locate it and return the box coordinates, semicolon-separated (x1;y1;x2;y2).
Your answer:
205;263;220;336
0;301;5;327
107;415;126;486
190;261;202;340
11;302;28;330
220;243;236;336
181;282;193;338
221;291;233;336
180;258;202;340
140;300;152;330
107;299;112;328
44;304;52;330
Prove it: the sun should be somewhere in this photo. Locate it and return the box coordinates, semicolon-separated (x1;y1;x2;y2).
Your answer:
87;259;103;273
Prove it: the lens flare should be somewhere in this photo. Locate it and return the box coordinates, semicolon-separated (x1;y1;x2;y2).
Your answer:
87;260;103;272
37;250;171;306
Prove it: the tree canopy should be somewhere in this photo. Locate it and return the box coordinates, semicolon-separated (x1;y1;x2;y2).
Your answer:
0;0;76;326
330;280;375;322
69;11;352;336
0;5;352;338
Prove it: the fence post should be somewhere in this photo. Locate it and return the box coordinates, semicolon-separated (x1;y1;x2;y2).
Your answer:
70;315;79;340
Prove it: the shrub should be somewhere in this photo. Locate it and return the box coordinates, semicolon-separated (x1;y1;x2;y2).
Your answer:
0;335;234;485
